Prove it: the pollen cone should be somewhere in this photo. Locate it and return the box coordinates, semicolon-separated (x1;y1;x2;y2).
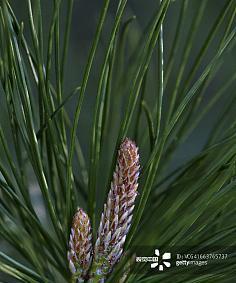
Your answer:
89;138;140;282
68;208;93;282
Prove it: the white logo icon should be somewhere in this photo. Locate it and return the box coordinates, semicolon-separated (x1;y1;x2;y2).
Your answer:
151;249;171;271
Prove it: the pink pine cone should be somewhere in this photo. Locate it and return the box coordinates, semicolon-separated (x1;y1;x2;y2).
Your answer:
90;138;140;281
68;208;93;281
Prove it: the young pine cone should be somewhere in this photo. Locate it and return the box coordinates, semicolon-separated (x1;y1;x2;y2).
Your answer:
68;208;93;282
89;138;140;282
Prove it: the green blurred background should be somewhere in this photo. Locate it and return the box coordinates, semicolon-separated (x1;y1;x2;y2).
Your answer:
2;0;234;165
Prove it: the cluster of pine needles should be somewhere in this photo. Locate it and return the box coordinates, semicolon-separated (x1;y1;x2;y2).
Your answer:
0;0;236;282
